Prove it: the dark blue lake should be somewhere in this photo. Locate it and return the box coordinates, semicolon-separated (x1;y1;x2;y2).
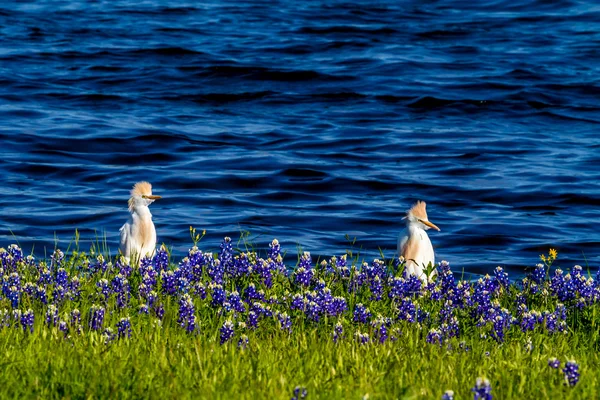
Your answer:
1;0;599;277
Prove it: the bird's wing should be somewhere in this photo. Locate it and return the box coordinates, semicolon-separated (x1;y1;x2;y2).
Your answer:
398;234;408;256
119;222;131;258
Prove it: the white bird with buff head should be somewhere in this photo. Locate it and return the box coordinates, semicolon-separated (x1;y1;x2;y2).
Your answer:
398;201;441;283
119;181;161;263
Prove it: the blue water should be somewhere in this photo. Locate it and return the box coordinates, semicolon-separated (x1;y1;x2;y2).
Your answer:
1;0;599;276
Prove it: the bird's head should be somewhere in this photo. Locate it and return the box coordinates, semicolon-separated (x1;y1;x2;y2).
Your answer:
405;201;440;232
128;181;161;211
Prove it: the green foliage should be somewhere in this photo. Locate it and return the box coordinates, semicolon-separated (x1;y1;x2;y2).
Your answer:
0;243;598;399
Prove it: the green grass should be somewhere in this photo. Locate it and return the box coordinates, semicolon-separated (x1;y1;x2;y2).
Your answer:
0;241;598;399
2;322;599;399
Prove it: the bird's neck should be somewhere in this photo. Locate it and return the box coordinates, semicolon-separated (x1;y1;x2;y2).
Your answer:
407;222;427;239
132;205;152;219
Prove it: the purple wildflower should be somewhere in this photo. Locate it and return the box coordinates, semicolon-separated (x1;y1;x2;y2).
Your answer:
471;377;492;400
291;386;308;400
20;309;34;333
562;360;580;387
116;317;132;339
441;390;454;400
353;303;371;324
45;304;59;327
89;305;105;331
220;320;235;344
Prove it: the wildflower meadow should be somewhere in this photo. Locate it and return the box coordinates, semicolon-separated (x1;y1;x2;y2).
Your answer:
0;230;598;399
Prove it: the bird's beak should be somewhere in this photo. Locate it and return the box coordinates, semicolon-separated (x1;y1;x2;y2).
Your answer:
419;219;440;231
144;195;162;200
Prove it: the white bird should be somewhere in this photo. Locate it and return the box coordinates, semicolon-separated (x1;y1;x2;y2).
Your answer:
398;201;441;283
119;181;161;263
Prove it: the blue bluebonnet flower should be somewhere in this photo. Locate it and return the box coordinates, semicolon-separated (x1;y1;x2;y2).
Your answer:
348;269;367;293
471;377;492;400
228;291;246;313
544;312;558;333
154;303;165;320
562;360;580;387
353;303;371;324
305;301;321;322
247;311;259;329
116;256;132;277
294;252;314;287
333;322;343;343
397;298;417;322
290;293;304;311
210;284;226;307
355;332;370;344
52;285;66;304
490;309;513;343
291;386;307;400
93;255;109;275
102;327;116;344
139;304;149;314
218;237;234;275
389;277;406;300
438;260;455;290
441;390;454;400
176;270;190;294
38;266;53;285
139;260;158;298
276;312;292;333
520;311;536;332
238;334;249;349
220;320;234;344
5;273;22;308
494;266;509;288
96;279;111;302
531;263;546;284
430;286;443;301
161;270;177;296
69;277;81;300
268;239;286;275
50;249;65;269
244;283;264;302
20;309;34;333
45;304;59;327
23;282;36;298
178;294;196;333
548;357;560;369
89;305;105;331
70;309;81;326
330;296;347;316
153;245;170;272
58;320;68;338
441;316;460;339
404;275;423;297
370;275;383;301
426;328;443;346
372;316;391;344
193;282;207;299
117;317;132;339
554;303;567;320
55;268;69;287
439;300;455;323
111;274;131;308
230;253;250;278
204;253;224;286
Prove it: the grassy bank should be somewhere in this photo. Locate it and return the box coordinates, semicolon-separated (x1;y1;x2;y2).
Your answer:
0;235;598;399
